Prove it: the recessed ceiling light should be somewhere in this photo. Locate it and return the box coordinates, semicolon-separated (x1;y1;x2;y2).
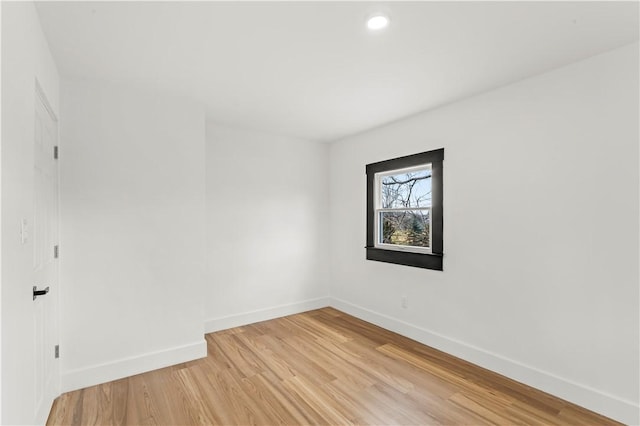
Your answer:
367;14;389;31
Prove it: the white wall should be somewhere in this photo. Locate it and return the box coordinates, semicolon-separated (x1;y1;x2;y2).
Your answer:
1;2;60;424
205;124;330;331
59;79;206;392
3;9;634;423
329;43;639;424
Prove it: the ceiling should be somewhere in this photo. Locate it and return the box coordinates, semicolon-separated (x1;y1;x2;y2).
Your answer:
36;1;639;142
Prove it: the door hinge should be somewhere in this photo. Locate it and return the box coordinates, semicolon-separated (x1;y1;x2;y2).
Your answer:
54;245;59;259
54;345;59;359
54;145;59;159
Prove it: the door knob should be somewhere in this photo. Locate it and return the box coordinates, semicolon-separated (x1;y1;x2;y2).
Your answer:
33;286;50;301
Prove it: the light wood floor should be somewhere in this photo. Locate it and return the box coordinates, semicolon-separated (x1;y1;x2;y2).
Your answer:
47;308;620;425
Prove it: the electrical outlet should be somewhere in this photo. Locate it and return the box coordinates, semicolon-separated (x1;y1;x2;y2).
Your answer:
401;295;408;309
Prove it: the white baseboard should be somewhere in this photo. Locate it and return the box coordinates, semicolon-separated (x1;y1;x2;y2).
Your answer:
205;297;330;333
61;339;207;393
330;297;639;426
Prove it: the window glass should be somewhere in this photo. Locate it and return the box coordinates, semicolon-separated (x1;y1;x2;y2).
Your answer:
380;167;431;209
376;165;431;252
380;210;430;248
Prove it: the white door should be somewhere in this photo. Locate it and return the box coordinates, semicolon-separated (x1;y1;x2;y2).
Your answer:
33;84;60;424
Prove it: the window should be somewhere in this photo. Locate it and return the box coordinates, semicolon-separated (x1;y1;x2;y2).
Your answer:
366;148;444;270
375;164;433;253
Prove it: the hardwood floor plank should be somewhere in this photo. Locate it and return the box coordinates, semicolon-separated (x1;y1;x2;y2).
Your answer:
47;308;622;426
449;392;517;425
247;371;312;425
282;375;356;425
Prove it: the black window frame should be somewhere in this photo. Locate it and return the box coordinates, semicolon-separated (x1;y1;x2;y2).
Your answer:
366;148;444;270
